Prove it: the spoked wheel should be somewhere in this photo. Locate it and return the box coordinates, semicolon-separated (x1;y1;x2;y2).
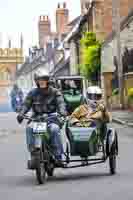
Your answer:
109;154;116;175
36;162;46;184
35;144;47;184
109;134;118;175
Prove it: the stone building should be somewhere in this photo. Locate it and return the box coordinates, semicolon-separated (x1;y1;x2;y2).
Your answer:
101;8;133;108
80;0;133;40
0;47;24;107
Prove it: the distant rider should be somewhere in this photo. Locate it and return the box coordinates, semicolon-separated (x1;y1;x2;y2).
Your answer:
10;84;23;112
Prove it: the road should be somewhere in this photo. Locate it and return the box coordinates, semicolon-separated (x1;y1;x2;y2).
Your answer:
0;114;133;200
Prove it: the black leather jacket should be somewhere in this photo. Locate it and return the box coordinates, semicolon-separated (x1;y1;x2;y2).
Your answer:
20;87;66;117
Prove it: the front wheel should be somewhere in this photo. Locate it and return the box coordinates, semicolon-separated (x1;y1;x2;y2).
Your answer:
36;163;46;184
47;163;54;177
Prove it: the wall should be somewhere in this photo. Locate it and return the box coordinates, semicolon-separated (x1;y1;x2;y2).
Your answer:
101;11;133;107
80;0;133;41
125;72;133;90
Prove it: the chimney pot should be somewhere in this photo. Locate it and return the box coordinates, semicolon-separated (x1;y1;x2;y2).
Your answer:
63;2;66;8
57;3;60;9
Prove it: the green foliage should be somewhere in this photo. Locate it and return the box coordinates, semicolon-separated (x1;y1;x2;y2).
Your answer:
112;88;119;96
128;88;133;102
80;32;101;80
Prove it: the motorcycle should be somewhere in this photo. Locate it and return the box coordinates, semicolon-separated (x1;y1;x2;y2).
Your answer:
23;113;63;184
23;114;118;185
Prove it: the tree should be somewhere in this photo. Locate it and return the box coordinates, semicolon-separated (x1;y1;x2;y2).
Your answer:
80;32;101;83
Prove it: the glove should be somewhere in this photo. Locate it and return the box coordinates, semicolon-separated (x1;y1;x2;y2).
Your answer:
60;116;65;124
17;114;24;124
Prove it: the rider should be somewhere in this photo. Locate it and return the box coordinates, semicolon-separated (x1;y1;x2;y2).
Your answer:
70;86;110;127
16;70;66;168
10;84;23;112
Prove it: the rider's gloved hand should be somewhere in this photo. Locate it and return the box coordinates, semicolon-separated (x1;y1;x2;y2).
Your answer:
58;115;65;127
60;116;65;124
17;114;24;124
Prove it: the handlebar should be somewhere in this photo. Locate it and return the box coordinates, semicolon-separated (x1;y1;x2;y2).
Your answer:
22;113;62;122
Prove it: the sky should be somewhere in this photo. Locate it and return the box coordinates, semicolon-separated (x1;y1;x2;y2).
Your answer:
0;0;81;55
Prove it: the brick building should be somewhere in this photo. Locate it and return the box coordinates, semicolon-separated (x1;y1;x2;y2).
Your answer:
80;0;133;40
38;2;69;49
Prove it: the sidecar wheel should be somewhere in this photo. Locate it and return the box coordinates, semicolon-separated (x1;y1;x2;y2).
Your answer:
109;141;117;175
36;163;46;184
109;154;116;175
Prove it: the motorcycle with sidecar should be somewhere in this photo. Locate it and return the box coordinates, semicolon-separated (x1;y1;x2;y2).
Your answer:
23;113;118;185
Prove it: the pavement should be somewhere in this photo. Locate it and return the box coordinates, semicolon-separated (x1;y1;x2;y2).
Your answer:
0;112;25;137
112;110;133;127
0;120;133;199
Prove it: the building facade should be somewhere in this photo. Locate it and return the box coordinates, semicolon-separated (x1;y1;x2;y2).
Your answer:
101;8;133;108
80;0;133;40
0;47;24;106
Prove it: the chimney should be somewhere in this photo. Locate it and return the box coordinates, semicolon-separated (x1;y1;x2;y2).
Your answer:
20;33;23;49
63;2;66;8
38;15;51;48
57;3;60;8
56;2;69;35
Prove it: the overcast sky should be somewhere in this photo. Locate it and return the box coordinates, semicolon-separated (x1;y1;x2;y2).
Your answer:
0;0;81;55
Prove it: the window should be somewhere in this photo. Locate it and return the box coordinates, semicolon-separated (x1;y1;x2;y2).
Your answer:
0;70;10;81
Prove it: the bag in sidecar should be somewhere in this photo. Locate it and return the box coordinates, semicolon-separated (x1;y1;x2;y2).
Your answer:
66;126;98;157
66;122;107;157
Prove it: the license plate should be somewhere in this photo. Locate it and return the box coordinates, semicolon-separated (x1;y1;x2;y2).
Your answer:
33;122;47;133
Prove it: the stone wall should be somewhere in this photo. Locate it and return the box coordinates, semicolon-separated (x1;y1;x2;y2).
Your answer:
101;10;133;107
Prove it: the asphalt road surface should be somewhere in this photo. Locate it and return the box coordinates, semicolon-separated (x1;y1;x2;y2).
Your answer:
0;114;133;200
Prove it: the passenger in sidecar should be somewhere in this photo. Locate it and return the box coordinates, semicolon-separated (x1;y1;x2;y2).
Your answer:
69;86;110;128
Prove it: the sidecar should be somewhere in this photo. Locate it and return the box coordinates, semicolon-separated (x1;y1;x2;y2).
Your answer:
64;121;118;175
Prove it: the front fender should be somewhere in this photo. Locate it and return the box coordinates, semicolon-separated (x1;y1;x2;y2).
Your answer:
106;128;118;156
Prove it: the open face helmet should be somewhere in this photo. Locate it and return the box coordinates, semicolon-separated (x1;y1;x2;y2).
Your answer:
86;86;102;109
